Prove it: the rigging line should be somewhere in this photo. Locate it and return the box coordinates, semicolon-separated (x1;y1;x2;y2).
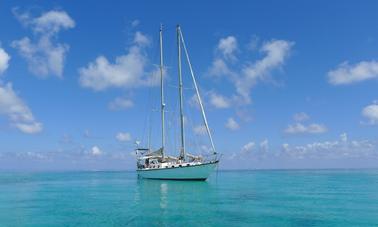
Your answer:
172;89;179;155
141;26;161;149
185;92;202;155
165;85;178;156
149;58;160;148
140;84;151;147
179;28;217;155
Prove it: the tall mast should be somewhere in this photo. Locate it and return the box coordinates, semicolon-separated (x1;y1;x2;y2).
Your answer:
179;28;217;155
177;25;186;161
159;24;166;159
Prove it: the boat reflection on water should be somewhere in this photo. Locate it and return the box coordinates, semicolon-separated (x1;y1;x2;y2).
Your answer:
131;179;218;225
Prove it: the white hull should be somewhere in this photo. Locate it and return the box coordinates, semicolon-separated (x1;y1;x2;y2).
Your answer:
137;161;218;181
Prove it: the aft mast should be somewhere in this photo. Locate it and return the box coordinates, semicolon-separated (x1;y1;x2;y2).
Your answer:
159;24;166;159
177;25;186;161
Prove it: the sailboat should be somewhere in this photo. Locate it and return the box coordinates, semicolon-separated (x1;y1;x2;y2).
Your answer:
135;25;219;181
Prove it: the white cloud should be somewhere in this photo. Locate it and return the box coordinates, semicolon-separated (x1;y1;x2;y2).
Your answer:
260;139;269;152
0;48;11;74
281;133;378;160
208;37;293;105
208;58;233;78
235;40;294;103
217;36;238;60
362;103;378;125
116;132;131;142
285;123;327;134
108;97;134;110
340;132;348;142
12;9;75;78
208;36;238;78
229;140;256;160
13;9;75;34
328;60;378;85
225;117;240;130
134;31;150;46
229;133;378;163
0;83;42;134
15;122;43;134
193;125;207;135
79;31;159;91
293;112;309;122
241;141;255;153
91;146;103;156
209;91;230;108
79;47;144;90
285;113;327;134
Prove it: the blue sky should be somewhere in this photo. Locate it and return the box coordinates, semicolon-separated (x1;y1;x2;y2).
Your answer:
1;0;378;170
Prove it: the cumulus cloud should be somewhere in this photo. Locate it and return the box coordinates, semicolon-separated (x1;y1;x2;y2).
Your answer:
91;146;103;156
0;48;11;74
116;132;131;142
229;139;268;160
79;47;145;90
328;60;378;85
134;31;150;46
361;102;378;125
0;83;42;133
241;141;255;153
108;97;134;110
208;58;233;78
209;91;230;108
79;31;160;91
208;37;293;105
260;139;269;152
285;123;327;134
235;40;294;103
217;36;238;60
225;117;240;130
229;133;378;167
340;132;348;142
12;9;75;77
285;113;327;134
281;133;377;160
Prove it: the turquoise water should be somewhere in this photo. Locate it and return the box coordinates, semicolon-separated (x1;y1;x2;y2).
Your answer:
0;170;377;226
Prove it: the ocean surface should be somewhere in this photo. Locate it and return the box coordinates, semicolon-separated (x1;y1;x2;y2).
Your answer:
0;170;377;226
